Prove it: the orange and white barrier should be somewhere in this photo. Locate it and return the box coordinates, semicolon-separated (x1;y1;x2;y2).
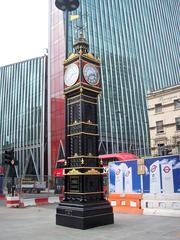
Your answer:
108;193;143;214
6;196;20;208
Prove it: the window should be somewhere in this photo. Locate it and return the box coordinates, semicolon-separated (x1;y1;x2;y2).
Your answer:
156;121;164;133
157;144;164;156
177;142;180;154
176;117;180;131
174;99;180;109
155;103;162;113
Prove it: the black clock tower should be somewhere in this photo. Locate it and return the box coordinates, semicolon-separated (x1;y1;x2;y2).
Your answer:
56;34;114;229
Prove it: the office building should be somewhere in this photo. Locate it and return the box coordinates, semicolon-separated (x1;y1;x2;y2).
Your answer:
0;56;47;180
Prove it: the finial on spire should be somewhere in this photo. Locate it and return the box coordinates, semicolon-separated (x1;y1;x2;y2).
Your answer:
73;33;89;55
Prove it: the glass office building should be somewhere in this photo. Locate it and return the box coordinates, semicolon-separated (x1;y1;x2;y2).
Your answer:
0;56;47;180
48;0;179;171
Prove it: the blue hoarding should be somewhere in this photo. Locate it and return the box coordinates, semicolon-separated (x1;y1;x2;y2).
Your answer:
109;155;180;194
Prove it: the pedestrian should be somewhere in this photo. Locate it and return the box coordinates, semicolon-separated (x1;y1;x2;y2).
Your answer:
7;181;11;194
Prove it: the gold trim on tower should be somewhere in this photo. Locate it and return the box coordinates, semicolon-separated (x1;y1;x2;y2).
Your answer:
64;85;101;95
82;53;100;64
67;121;98;127
67;132;99;137
65;168;102;176
64;167;103;170
64;53;79;64
66;168;82;175
67;155;98;159
86;168;100;175
67;99;97;105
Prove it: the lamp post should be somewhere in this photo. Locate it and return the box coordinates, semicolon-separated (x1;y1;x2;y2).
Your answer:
55;0;80;163
55;0;79;58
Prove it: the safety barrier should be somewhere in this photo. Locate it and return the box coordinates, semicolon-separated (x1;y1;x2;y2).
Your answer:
20;196;61;208
35;197;48;205
6;196;20;208
20;198;36;207
142;193;180;201
48;196;60;204
0;194;5;199
108;193;143;214
141;194;180;217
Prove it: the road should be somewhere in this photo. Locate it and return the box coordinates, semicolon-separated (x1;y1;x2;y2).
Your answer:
0;203;179;240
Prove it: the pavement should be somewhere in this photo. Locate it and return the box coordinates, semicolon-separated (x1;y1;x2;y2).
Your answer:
0;203;180;240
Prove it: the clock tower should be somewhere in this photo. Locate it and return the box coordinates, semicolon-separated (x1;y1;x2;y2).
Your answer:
56;33;114;229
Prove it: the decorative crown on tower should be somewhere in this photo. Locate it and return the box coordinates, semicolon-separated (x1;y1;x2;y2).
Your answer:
73;32;89;55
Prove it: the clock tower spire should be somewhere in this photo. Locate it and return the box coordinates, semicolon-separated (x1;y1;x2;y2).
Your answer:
56;34;114;229
74;32;89;54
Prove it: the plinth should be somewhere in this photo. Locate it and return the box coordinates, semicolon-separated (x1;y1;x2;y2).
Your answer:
56;201;113;229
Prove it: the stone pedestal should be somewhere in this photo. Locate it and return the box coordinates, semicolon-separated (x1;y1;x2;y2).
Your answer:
56;201;114;229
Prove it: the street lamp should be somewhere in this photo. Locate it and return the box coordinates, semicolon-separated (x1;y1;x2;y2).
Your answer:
55;0;80;58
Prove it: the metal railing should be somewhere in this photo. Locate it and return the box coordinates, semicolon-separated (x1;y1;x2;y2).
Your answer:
1;175;59;196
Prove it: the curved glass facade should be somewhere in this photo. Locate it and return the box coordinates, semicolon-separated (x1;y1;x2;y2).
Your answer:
48;0;179;166
0;56;47;179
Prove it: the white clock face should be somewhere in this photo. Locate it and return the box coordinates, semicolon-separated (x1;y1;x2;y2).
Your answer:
64;63;79;87
83;63;100;85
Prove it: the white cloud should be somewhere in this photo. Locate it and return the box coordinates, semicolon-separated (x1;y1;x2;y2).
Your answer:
158;158;177;166
109;164;119;172
145;166;150;175
109;183;115;192
173;162;180;170
160;159;168;165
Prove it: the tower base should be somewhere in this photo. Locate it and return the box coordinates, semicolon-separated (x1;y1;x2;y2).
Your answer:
56;200;114;229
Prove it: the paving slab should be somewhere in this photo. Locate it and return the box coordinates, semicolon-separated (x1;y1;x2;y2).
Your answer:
0;204;179;240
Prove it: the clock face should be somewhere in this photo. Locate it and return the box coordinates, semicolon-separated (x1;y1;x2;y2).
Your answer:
64;63;79;87
83;63;100;85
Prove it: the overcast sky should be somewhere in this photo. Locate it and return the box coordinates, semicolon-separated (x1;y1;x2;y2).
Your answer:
0;0;48;67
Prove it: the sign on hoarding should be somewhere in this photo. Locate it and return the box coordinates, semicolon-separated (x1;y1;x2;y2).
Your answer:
109;160;141;194
137;158;145;175
143;155;180;193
